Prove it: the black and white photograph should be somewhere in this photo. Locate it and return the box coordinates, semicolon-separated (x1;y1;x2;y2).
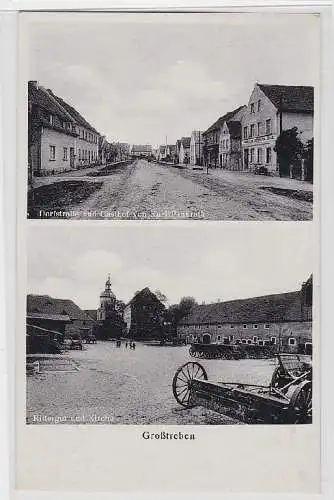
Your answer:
26;223;314;426
25;12;317;221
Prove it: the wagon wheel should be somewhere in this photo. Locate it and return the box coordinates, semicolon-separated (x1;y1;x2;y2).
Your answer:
271;366;293;390
288;380;312;424
172;362;208;408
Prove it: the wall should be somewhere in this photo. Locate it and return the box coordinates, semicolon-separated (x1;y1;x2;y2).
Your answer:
40;127;76;172
75;126;99;168
65;319;94;339
177;321;312;353
123;305;132;334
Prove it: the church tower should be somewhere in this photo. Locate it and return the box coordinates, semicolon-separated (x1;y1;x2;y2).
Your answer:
97;274;116;321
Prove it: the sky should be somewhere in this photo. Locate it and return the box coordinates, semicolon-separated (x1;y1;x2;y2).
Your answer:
27;222;315;310
25;12;319;146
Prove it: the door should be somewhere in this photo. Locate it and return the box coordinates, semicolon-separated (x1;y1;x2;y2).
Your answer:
70;148;75;168
244;148;249;170
202;334;211;344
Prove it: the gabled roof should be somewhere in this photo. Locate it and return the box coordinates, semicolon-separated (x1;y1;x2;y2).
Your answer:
27;295;96;323
126;288;165;309
226;120;242;139
203;106;246;136
179;291;306;325
257;84;314;113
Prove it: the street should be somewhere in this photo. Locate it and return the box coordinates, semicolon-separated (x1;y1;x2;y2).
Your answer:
31;160;313;220
26;341;277;425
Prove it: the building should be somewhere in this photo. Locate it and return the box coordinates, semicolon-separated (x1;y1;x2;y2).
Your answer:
96;275;116;321
27;294;96;340
177;276;312;354
241;83;314;176
179;137;191;164
202;106;245;168
131;144;153;158
190;131;203;167
175;140;182;163
219;120;243;170
28;81;100;175
123;288;166;340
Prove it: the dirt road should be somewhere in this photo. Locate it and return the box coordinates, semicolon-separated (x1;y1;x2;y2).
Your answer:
30;160;313;220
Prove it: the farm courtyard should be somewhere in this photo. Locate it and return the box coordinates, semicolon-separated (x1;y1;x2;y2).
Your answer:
26;341;277;425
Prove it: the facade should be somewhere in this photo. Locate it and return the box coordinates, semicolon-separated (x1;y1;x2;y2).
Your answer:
219;120;243;170
241;83;314;176
177;277;312;354
190;131;203;166
28;81;100;175
179;137;191;164
123;288;166;340
96;275;116;322
131;144;153;157
27;294;96;340
202;106;245;168
175;140;182;163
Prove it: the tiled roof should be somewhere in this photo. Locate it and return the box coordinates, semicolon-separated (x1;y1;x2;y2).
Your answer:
226;120;242;139
132;145;153;152
257;84;314;113
179;291;306;325
28;82;73;123
49;91;99;133
27;295;96;323
203;106;246;136
27;312;71;322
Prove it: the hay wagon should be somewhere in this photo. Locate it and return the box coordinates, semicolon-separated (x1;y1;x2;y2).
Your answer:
172;353;312;424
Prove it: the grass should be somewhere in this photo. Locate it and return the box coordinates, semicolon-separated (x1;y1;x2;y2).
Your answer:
259;186;313;203
27;180;103;218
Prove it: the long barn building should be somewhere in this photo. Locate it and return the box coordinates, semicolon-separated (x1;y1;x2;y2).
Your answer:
177;277;312;354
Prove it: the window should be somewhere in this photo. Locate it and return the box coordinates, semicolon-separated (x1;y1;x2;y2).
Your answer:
49;114;55;126
49;145;56;161
217;336;221;341
243;127;248;139
250;103;255;113
63;147;68;161
250;148;255;163
78;150;81;161
250;124;255;138
271;337;277;345
230;324;234;329
265;119;272;135
253;336;258;343
218;325;221;329
288;337;296;346
259;340;264;346
266;148;272;164
242;339;247;344
253;324;258;329
264;324;270;329
229;335;234;341
247;339;252;345
257;149;263;163
257;100;261;112
257;122;261;136
243;324;247;329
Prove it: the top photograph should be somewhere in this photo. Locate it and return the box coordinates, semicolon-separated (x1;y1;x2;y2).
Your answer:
24;12;318;220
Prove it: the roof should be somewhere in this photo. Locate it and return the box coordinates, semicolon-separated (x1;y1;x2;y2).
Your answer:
181;137;191;148
257;84;314;113
132;144;153;152
126;288;165;309
226;120;242;139
27;312;71;322
49;91;99;133
28;82;74;123
179;291;305;325
27;295;96;323
84;309;98;321
203;106;246;136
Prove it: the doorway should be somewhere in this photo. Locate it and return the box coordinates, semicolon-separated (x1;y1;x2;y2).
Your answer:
244;149;249;169
70;147;75;168
202;334;211;344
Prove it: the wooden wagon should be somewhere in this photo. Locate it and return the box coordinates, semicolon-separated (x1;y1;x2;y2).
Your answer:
172;353;312;424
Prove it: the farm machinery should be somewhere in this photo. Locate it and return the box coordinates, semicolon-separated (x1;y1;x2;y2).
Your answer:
172;353;312;424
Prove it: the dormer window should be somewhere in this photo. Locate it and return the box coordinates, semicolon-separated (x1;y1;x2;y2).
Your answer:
250;103;255;113
49;114;55;126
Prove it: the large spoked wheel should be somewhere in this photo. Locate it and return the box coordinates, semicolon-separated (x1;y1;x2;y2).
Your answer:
288;380;312;424
172;362;208;408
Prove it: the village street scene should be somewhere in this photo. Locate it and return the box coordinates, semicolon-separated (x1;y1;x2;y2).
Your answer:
26;224;313;425
27;15;316;221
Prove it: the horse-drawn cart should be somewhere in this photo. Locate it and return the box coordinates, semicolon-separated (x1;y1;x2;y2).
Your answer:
172;353;312;424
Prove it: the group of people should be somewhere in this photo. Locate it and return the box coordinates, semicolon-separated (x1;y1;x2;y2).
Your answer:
125;341;136;350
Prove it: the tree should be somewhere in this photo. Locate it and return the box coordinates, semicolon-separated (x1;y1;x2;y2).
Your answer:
166;297;197;334
153;290;168;305
274;127;304;178
303;138;313;183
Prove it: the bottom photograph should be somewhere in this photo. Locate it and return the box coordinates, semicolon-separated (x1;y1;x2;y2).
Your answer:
25;223;314;426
